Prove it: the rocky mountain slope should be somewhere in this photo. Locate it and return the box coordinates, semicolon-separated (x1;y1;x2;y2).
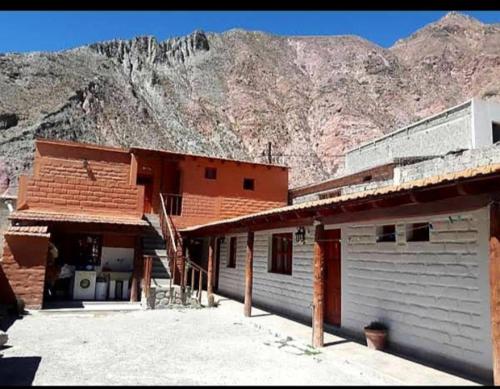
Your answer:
1;11;500;193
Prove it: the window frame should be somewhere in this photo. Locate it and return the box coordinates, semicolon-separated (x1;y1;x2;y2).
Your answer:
269;233;293;275
227;237;237;268
243;178;255;191
406;222;430;242
376;224;396;243
493;121;500;144
204;167;217;180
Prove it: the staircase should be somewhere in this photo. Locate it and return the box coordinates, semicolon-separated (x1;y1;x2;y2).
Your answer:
142;213;171;281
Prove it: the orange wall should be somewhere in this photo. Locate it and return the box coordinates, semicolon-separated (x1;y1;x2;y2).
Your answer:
0;234;49;309
133;153;288;227
173;157;288;227
18;142;144;219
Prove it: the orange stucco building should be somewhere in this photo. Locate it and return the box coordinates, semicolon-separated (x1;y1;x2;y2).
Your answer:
1;139;288;309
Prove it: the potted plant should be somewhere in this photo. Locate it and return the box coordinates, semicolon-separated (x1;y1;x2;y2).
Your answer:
364;321;388;350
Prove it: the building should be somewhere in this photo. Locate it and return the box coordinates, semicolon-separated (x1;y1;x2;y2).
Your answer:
179;98;500;384
2;98;500;384
0;138;288;310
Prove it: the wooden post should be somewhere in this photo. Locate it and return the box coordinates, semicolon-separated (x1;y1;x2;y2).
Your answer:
130;236;142;302
490;200;500;385
244;231;255;317
312;224;325;348
207;237;215;307
143;256;153;299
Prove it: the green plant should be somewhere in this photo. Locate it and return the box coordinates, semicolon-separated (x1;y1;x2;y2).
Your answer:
365;321;387;331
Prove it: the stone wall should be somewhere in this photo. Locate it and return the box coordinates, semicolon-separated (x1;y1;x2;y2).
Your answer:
337;207;492;380
141;284;198;309
345;102;472;174
396;142;500;184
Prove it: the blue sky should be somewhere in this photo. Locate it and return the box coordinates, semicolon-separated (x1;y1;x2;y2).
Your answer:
1;11;500;53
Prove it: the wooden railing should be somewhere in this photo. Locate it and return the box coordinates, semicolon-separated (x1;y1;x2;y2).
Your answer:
185;259;208;304
159;193;209;304
162;193;183;216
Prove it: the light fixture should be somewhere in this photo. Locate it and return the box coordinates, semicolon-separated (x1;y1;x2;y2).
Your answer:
295;226;306;245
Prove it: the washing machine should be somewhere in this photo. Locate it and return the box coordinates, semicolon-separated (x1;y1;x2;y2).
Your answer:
73;271;97;300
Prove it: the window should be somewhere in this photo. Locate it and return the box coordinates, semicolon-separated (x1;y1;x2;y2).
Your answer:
406;222;430;242
493;122;500;144
205;167;217;180
227;237;237;268
376;225;396;242
243;178;255;191
269;233;293;275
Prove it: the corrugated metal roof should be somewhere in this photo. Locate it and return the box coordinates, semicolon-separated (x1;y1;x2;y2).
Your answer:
9;210;148;226
181;162;500;233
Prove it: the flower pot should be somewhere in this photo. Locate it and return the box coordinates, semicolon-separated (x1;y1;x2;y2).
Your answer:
364;327;387;350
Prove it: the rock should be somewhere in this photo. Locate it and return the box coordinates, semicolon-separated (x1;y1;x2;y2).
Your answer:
0;330;8;347
1;12;499;188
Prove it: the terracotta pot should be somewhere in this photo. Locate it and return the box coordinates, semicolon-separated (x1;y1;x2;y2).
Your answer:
364;328;387;350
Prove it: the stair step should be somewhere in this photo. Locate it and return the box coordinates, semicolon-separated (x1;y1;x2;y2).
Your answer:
143;249;167;256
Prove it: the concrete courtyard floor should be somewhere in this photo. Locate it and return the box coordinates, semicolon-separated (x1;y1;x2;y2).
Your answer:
0;294;482;386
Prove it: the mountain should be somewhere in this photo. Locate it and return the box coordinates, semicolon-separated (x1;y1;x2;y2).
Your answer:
1;11;500;193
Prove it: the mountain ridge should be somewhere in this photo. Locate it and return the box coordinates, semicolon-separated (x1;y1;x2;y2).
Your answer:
1;12;500;194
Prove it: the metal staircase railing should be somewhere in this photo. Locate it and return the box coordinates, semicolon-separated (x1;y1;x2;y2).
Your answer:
159;193;208;303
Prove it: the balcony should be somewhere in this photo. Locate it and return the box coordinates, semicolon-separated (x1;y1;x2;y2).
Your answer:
162;193;182;216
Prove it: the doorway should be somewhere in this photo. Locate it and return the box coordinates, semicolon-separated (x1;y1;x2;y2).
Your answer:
324;229;341;326
137;175;154;214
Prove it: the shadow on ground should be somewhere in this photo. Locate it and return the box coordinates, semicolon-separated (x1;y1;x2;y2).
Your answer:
0;355;41;385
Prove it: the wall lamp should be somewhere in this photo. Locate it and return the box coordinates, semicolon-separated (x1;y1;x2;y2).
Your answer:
295;226;306;245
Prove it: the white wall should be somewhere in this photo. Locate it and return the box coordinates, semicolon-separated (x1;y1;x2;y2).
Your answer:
472;98;500;147
215;208;493;379
100;247;134;272
217;227;315;320
336;207;492;379
252;228;314;321
217;234;247;300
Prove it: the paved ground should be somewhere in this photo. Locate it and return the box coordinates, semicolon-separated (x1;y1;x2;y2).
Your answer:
0;295;481;386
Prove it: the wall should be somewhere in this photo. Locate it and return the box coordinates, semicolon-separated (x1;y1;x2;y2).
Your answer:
217;234;246;300
395;142;500;184
18;141;143;219
217;227;314;321
472;98;500;147
337;207;492;380
0;197;15;257
0;233;49;309
100;234;135;272
345;102;472;174
172;157;288;228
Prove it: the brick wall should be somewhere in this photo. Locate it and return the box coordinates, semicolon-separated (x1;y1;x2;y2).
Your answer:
18;145;143;218
21;176;142;218
173;194;285;229
338;207;492;380
0;233;49;309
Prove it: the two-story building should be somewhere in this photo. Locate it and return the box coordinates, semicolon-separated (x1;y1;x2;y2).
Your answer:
0;139;288;310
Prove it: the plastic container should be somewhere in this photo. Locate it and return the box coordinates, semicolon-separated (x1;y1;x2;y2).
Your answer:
95;278;108;301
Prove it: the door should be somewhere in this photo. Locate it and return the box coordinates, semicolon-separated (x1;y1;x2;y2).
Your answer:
137;175;153;214
324;229;341;326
